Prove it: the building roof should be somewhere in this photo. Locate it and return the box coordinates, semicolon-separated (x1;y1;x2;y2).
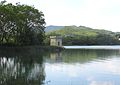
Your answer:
50;36;62;39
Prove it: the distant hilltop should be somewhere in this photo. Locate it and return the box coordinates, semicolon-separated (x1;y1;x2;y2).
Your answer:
45;25;64;32
45;25;114;33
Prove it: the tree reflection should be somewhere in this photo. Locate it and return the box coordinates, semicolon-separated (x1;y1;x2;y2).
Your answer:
46;49;120;63
0;48;45;85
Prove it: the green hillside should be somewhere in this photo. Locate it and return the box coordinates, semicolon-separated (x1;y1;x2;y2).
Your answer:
46;26;113;36
45;26;120;45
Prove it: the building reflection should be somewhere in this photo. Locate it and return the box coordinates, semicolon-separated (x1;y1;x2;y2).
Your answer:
50;52;62;63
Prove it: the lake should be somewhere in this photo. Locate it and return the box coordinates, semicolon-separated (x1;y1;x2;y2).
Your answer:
64;45;120;49
0;46;120;85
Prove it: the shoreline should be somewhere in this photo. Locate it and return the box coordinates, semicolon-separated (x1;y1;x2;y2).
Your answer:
0;46;64;52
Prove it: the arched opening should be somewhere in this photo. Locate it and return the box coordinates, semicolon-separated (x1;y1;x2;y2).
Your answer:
58;41;60;46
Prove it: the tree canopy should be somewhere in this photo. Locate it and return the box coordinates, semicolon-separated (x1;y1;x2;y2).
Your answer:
0;1;45;46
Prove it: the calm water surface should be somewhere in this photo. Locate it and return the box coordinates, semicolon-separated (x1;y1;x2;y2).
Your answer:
1;46;120;85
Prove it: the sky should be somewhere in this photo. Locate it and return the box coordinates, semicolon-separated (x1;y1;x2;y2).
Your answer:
2;0;120;32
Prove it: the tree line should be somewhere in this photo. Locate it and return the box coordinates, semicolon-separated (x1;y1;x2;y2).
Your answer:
46;26;120;45
0;1;45;46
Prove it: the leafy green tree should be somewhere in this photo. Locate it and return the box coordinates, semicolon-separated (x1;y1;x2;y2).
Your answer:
0;1;46;45
0;2;16;44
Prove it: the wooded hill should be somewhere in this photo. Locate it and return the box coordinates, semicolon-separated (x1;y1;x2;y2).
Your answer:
46;25;120;45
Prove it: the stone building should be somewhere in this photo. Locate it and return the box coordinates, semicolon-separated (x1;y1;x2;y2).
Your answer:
50;36;62;47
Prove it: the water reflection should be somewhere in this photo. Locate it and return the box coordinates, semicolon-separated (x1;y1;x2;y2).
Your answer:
1;48;120;85
45;49;120;85
46;49;120;63
0;48;45;85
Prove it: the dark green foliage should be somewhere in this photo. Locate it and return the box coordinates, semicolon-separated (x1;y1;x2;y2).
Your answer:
46;26;120;45
0;1;45;46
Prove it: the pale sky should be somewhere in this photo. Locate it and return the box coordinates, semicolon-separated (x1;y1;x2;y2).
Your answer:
2;0;120;32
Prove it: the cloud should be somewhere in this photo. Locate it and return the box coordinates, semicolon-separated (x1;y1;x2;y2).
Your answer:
4;0;120;31
45;63;84;78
